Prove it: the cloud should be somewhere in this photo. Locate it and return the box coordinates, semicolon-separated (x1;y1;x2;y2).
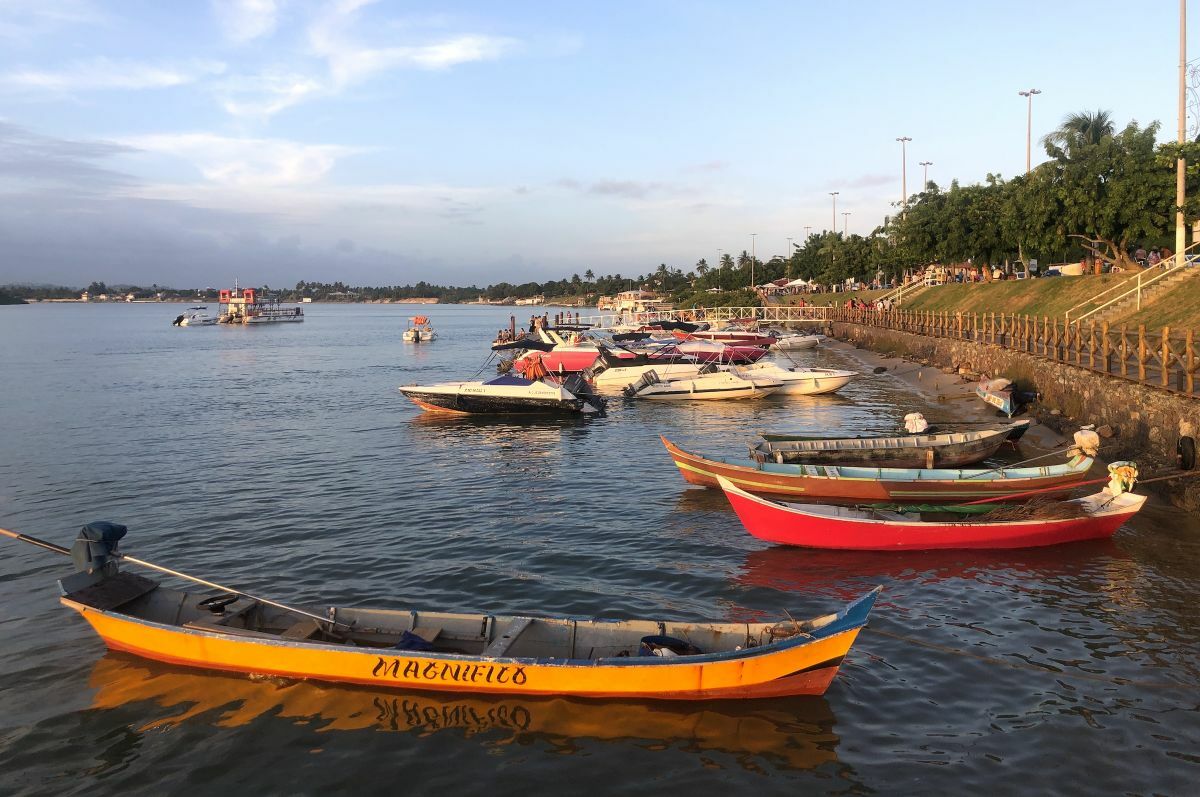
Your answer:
119;132;358;188
554;178;671;200
212;0;281;44
0;57;226;93
0;0;101;39
0;120;138;193
214;3;518;118
684;160;728;173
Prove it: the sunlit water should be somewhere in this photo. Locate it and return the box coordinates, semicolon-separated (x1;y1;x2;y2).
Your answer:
1;303;1197;795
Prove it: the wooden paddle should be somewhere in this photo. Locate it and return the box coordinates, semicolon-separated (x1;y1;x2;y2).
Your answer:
0;526;352;631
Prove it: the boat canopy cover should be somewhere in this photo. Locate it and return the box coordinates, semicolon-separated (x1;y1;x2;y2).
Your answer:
653;320;699;333
484;373;534;386
71;521;127;575
491;338;555;352
612;332;650;342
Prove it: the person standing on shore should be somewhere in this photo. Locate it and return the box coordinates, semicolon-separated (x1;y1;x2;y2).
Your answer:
1148;249;1161;268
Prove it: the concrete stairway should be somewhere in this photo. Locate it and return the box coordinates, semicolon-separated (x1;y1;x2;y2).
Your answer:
1091;266;1200;325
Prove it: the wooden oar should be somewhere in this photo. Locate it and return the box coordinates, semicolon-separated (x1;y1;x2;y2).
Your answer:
962;476;1111;504
0;526;351;631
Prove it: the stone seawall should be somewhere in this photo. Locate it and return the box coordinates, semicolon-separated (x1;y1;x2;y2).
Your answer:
830;321;1200;510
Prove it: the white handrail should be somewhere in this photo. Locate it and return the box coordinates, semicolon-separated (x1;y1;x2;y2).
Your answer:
1065;239;1200;322
1068;255;1196;325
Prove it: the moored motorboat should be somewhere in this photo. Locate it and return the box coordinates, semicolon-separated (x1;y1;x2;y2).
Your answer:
734;363;855;396
749;427;1013;468
403;315;437;342
400;373;606;415
770;334;820;351
585;345;708;390
172;307;216;327
716;472;1146;550
661;436;1094;502
1;524;882;701
625;369;782;400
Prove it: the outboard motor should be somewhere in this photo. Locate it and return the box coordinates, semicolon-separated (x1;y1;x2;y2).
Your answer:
70;521;127;576
173;314;185;326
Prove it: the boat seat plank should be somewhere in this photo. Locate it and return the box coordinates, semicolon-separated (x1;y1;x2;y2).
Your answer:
482;617;534;658
281;618;323;640
411;625;443;643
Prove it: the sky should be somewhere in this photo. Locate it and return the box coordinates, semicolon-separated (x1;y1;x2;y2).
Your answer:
0;0;1195;288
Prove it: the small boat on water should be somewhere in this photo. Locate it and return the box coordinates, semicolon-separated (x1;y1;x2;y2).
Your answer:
672;329;777;347
976;376;1038;417
735;363;855;395
749;427;1013;468
2;524;881;700
661;436;1094;502
400;373;606;415
172;307;216;327
716;473;1146;550
770;334;821;352
760;419;1032;443
403;315;437;342
585;346;708;390
624;369;781;400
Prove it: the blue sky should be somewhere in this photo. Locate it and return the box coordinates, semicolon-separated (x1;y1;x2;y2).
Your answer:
0;0;1193;287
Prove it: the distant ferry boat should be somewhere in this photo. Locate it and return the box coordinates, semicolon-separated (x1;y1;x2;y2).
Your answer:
218;288;304;324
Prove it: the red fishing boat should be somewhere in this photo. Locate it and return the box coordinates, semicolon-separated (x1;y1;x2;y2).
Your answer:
716;476;1147;550
661;436;1094;503
672;329;777;347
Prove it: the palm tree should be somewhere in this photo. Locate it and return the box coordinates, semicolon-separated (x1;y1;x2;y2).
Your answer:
1043;109;1115;160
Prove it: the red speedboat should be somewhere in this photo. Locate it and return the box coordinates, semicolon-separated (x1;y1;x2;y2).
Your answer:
716;476;1147;551
674;339;769;364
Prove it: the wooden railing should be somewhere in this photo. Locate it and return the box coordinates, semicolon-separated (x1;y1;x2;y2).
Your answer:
832;307;1199;397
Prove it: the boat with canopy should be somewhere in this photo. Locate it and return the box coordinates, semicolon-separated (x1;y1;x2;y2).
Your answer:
0;524;882;700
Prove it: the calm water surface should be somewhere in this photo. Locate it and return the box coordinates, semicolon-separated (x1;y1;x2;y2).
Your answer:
1;303;1198;795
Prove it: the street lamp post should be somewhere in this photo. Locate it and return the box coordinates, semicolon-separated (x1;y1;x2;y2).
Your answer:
1177;0;1187;268
829;192;839;232
804;225;812;242
1018;89;1041;174
717;248;723;290
842;212;851;235
919;160;933;191
786;237;793;278
896;137;912;207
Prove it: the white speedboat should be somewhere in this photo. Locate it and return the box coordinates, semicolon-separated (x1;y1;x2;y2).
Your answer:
172;307;216;327
736;363;855;395
403;315;437;342
624;369;781;400
771;334;820;351
399;373;605;415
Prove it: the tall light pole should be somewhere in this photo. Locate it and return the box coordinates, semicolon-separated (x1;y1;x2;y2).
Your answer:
896;137;912;207
842;212;851;235
1177;0;1187;268
829;192;839;231
919;160;933;191
1018;89;1042;174
804;225;812;241
716;248;723;290
750;233;757;288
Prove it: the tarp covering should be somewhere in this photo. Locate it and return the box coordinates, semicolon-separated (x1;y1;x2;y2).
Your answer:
71;521;127;575
484;373;534;386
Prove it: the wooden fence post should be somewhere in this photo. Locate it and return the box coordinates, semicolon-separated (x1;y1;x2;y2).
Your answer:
1120;325;1128;377
1138;325;1146;382
1100;321;1109;373
1187;329;1195;395
1162;327;1171;388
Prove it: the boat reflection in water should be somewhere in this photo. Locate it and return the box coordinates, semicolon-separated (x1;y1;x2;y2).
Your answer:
736;541;1130;601
88;655;841;772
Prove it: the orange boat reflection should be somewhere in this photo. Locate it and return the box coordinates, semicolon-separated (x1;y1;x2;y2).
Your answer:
88;654;840;771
